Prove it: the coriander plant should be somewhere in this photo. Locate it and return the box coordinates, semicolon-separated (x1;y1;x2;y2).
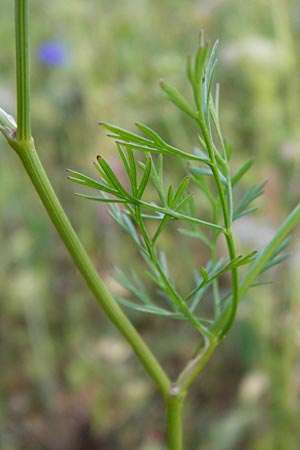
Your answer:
1;2;300;449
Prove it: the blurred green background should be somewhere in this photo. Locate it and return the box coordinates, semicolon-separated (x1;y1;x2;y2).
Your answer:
1;0;300;449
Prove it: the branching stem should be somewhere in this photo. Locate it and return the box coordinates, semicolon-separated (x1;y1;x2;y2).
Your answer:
1;5;299;449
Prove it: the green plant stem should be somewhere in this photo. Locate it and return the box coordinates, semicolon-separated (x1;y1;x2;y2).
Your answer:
211;203;222;315
15;0;31;141
211;202;300;335
9;0;172;399
15;141;170;397
219;231;239;337
197;117;239;338
166;391;184;450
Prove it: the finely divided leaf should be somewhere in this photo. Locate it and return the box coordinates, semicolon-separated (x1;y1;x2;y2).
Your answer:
232;159;254;187
233;180;267;221
160;80;197;120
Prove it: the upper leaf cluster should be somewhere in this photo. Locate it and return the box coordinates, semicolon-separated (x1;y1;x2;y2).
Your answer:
68;32;291;343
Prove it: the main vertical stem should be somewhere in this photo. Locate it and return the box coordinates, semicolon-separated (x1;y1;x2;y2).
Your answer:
166;392;184;450
15;0;31;141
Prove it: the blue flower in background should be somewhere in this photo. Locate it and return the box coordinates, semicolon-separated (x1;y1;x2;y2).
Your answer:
37;41;69;66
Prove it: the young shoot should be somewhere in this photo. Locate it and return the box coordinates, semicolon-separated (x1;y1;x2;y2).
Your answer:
68;32;291;348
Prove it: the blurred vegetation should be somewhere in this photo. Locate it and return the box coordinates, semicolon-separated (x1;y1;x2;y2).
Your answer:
1;0;300;449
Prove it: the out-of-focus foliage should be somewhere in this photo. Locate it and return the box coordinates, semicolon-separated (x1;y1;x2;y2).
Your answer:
1;0;300;449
